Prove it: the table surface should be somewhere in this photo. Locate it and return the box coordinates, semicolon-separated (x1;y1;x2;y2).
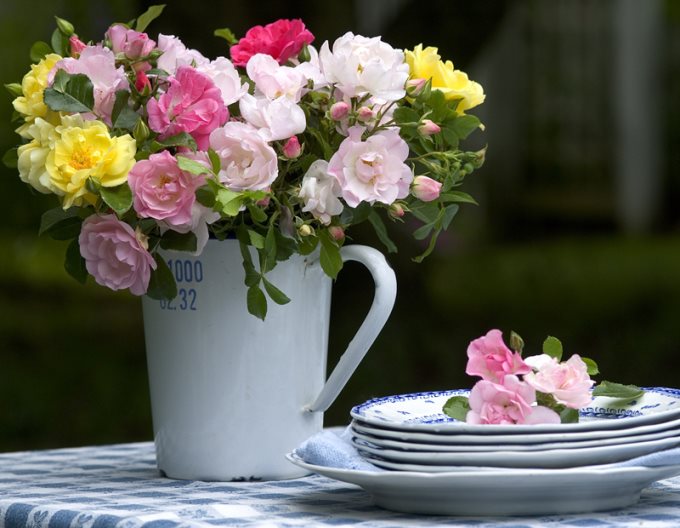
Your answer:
1;442;680;528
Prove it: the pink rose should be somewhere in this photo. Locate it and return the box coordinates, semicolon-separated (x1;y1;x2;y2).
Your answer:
524;354;594;409
106;24;156;61
128;151;203;227
327;126;412;207
282;136;301;159
147;66;228;150
230;19;314;67
79;214;157;296
411;175;442;202
50;45;128;123
69;35;87;57
466;376;561;425
209;121;278;191
465;329;532;383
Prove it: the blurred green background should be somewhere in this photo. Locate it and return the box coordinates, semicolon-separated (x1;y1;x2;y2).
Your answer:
2;0;680;451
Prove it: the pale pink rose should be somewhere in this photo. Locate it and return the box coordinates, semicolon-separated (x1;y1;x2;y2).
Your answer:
156;34;209;75
50;45;128;123
79;214;156;296
147;66;228;150
524;354;594;409
196;57;247;107
239;93;306;141
466;376;560;425
282;136;301;159
106;24;156;60
412;175;442;202
318;32;409;103
327;126;412;207
230;19;314;67
209;121;278;191
299;160;344;224
246;53;306;102
466;329;531;383
128;151;203;228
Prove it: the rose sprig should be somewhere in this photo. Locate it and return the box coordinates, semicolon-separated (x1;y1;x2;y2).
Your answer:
443;330;644;425
5;6;486;319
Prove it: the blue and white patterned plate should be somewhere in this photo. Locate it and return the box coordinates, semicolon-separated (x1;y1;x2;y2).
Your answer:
350;387;680;434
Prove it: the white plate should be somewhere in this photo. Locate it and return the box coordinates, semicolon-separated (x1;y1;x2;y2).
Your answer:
286;453;680;516
352;413;680;444
350;387;680;434
351;423;680;452
353;435;680;468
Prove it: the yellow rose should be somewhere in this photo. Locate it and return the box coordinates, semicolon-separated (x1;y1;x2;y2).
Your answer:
12;53;63;137
17;118;63;195
46;115;137;208
405;44;485;114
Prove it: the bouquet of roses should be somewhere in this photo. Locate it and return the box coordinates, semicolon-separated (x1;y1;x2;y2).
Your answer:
5;5;486;318
443;330;644;424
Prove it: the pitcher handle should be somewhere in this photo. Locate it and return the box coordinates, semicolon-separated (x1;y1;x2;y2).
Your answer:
304;245;397;413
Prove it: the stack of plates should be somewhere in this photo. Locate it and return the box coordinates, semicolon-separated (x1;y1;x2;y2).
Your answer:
287;387;680;515
349;387;680;471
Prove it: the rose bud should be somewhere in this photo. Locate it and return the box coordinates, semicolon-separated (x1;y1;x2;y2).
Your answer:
412;175;442;202
418;119;441;136
330;101;350;121
357;106;374;121
328;225;345;241
283;136;302;159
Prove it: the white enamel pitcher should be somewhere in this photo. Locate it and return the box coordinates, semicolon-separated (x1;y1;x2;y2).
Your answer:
141;238;396;481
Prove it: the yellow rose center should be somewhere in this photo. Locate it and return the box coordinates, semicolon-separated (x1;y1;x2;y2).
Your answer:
70;145;98;170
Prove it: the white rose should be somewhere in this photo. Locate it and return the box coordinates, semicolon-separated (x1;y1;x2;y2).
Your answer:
17;117;62;195
157;34;209;75
239;93;306;142
299;160;344;224
319;32;409;103
246;54;306;102
197;57;247;106
209;122;278;191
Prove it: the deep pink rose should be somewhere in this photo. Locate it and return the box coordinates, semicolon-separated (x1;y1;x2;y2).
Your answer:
466;329;532;383
147;66;228;150
69;35;87;57
79;214;156;296
524;354;595;409
466;376;560;425
230;19;314;67
128;151;203;227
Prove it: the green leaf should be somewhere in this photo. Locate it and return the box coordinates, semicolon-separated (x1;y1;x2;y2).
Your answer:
412;229;441;263
319;232;343;279
449;114;481;140
135;4;166;32
64;238;88;284
176;155;210;176
146;253;178;300
262;276;291;305
368;210;397;253
298;235;319;256
43;71;94;113
542;336;563;361
99;182;133;215
30;41;52;63
216;188;245;216
440;191;478;205
559;407;580;424
208;148;221;174
441;203;459;230
195;185;216;208
581;357;600;376
2;148;18;169
274;230;297;260
263;226;277;273
5;83;23;97
214;27;238;44
156;132;198;151
340;202;372;225
592;381;644;401
39;207;82;240
50;28;68;56
412;222;434;241
247;204;268;223
159;230;197;252
442;396;470;421
409;201;440;224
440;125;460;148
393;107;420;125
248;229;265;249
247;285;268;320
111;90;140;130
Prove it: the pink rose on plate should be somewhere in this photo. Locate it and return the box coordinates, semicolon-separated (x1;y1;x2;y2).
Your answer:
147;66;228;150
466;376;561;425
209;121;278;191
79;214;156;296
524;354;595;409
466;329;531;383
128;151;203;228
327;126;412;207
230;19;314;67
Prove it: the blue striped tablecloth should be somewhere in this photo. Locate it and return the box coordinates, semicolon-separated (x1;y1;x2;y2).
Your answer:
1;442;680;528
